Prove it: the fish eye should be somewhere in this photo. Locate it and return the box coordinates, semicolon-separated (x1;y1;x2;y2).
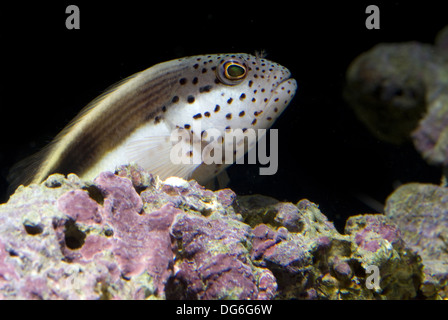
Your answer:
224;62;246;79
217;59;247;85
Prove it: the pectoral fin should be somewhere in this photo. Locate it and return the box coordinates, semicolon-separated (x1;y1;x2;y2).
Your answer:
126;134;201;181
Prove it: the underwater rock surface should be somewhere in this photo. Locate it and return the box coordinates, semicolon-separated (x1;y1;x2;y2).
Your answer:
345;25;448;166
386;183;448;299
0;164;440;299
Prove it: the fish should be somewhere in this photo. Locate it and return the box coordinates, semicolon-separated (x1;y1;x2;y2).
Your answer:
8;53;297;190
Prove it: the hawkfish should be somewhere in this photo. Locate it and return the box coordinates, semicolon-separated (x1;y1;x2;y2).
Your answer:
9;53;297;190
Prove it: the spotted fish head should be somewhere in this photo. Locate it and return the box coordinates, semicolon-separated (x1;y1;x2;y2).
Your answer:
164;53;297;135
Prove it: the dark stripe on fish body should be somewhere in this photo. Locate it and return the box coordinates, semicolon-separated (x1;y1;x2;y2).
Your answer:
34;65;187;182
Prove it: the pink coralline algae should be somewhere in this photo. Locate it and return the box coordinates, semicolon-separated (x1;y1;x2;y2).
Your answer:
170;213;275;300
247;199;421;299
348;215;404;253
0;166;275;299
0;164;434;299
57;172;180;296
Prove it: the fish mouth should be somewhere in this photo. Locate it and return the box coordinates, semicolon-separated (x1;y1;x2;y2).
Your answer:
271;66;296;91
266;74;297;110
278;76;296;87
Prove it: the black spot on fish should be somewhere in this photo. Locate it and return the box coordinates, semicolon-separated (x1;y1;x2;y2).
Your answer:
172;96;179;103
179;78;187;85
184;124;191;129
239;93;246;100
193;113;202;119
204;111;210;117
239;111;245;117
214;105;220;112
226;113;232;120
227;98;233;104
199;85;213;93
192;77;199;85
187;96;195;104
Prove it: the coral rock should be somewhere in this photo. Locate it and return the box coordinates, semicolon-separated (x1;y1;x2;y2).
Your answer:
170;213;274;300
345;26;448;165
345;214;422;299
0;165;429;299
385;183;448;299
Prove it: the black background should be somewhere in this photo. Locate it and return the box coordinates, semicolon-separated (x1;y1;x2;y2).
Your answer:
1;1;445;230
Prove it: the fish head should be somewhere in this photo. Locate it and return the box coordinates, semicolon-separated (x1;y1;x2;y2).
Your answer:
165;53;297;136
